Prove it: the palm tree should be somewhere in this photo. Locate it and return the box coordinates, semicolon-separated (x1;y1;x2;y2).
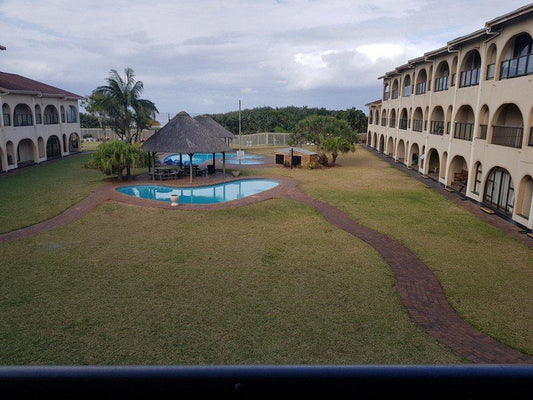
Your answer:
92;68;158;143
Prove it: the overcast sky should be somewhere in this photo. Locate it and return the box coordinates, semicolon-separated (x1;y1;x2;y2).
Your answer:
0;0;528;115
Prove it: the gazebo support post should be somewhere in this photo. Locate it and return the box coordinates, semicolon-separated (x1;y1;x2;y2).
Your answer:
188;152;194;183
179;153;182;167
151;152;155;181
212;152;215;172
222;152;226;180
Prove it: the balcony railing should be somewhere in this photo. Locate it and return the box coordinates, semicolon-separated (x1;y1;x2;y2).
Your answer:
412;119;423;132
529;127;533;146
430;120;444;135
500;54;533;80
399;118;408;130
381;118;387;126
3;113;10;126
14;114;33;127
491;125;523;148
383;92;390;101
389;118;396;128
44;114;59;125
403;87;411;97
434;76;448;92
486;63;495;80
391;90;398;99
479;124;488;140
454;122;474;141
415;82;426;95
459;68;480;87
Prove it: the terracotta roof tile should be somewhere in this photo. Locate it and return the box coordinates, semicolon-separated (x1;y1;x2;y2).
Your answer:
0;72;83;99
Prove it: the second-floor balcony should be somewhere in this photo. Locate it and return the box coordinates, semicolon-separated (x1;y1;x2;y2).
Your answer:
500;54;533;80
459;68;480;88
454;122;474;141
491;125;523;148
434;76;448;92
399;118;408;130
381;118;387;126
14;113;33;127
391;90;398;99
389;118;396;128
383;92;390;101
415;82;426;95
412;119;423;132
3;113;10;126
430;120;444;135
486;63;496;80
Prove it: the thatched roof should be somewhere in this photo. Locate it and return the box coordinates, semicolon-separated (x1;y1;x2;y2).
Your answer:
194;115;236;139
142;111;231;153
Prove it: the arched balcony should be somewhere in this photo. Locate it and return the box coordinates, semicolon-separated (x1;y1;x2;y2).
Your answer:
383;82;390;101
399;108;408;130
389;109;396;128
500;33;533;80
412;108;423;132
67;106;78;123
484;167;515;215
486;43;497;80
2;103;11;126
13;104;33;127
454;105;475;141
434;61;449;92
391;79;399;99
381;110;387;126
491;103;523;148
478;105;489;140
430;106;445;135
44;105;59;125
403;74;411;97
459;50;481;87
415;69;427;95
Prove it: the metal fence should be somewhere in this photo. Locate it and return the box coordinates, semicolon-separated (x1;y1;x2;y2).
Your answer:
235;132;290;147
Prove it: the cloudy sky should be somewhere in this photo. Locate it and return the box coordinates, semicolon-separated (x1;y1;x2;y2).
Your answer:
0;0;528;115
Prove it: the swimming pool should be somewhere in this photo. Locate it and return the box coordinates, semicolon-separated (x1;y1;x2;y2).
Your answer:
164;152;263;166
116;179;280;204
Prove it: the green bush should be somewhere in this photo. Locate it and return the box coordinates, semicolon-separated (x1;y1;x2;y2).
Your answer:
90;140;146;180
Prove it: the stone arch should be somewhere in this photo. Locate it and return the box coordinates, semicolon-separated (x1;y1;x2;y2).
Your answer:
490;103;524;148
16;138;37;166
386;136;394;156
516;175;533;219
447;155;469;189
425;148;440;177
37;136;45;158
483;166;515;215
408;142;420;169
46;135;62;159
13;103;33;126
440;151;448;179
69;132;80;152
397;139;406;163
6;141;15;166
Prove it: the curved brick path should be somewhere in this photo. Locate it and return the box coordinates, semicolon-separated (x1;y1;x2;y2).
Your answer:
1;176;532;363
281;187;533;364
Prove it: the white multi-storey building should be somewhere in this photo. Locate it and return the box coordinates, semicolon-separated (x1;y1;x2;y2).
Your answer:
0;72;82;172
366;4;533;229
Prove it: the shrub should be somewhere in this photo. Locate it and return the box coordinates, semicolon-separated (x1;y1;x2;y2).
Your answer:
283;160;290;168
90;140;146;180
83;133;93;138
307;161;319;170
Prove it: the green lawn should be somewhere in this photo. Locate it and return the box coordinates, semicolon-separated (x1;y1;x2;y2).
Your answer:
0;155;106;233
0;200;460;364
250;146;533;355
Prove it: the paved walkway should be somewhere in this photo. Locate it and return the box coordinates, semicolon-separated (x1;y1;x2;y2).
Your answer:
1;170;532;363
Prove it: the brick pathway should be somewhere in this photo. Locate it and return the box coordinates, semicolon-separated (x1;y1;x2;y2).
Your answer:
281;187;533;364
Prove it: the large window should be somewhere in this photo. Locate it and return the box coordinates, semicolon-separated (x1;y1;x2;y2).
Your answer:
44;105;59;125
403;75;411;97
473;163;482;194
67;106;78;123
500;34;533;80
14;104;33;127
484;167;515;215
460;51;481;87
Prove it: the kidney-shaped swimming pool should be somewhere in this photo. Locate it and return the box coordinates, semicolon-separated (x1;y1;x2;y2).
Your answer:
116;179;280;204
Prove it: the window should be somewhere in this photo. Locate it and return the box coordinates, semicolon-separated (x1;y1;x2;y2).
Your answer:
500;34;533;79
484;167;514;215
473;163;482;194
403;76;411;97
67;106;78;123
459;51;481;87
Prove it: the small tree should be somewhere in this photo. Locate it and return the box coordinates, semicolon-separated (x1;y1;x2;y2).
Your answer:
91;140;146;180
291;115;356;166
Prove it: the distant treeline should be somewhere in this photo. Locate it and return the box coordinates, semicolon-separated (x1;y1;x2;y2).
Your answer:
208;106;367;135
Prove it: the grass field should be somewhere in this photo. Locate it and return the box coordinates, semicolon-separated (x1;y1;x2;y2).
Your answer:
0;200;460;364
249;146;533;355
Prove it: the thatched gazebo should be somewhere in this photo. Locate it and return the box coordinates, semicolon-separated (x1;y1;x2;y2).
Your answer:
194;115;236;172
142;111;231;182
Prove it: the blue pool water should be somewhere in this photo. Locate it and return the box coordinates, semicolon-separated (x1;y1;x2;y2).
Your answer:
164;152;262;166
116;179;280;204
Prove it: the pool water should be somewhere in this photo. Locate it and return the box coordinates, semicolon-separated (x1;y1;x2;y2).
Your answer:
116;179;280;204
164;152;263;165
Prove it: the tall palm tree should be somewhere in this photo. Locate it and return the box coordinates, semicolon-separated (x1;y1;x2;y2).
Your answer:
92;68;158;143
